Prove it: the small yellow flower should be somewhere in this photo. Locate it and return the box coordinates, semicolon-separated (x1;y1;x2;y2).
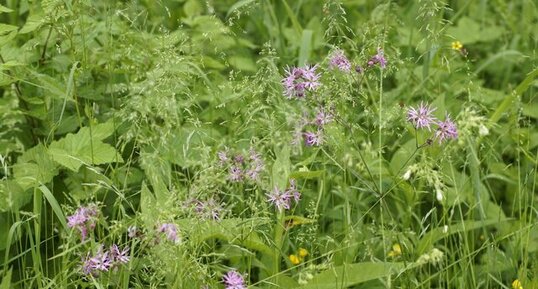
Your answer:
298;248;309;258
512;279;523;289
451;41;463;50
289;254;301;265
388;243;402;257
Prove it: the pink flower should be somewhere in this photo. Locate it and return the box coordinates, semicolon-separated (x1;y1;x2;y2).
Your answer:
282;65;321;99
222;270;246;289
435;115;458;143
329;49;352;72
407;102;437;130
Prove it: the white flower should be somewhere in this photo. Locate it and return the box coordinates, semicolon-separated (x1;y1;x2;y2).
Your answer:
402;169;412;180
435;189;444;201
478;124;489;136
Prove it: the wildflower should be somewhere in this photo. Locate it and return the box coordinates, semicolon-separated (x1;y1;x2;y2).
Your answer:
82;246;111;275
388;243;402;257
314;108;333;127
109;244;130;265
67;204;99;240
368;48;387;69
512;279;523;289
287;179;301;202
266;186;292;211
217;150;229;164
429;248;444;264
246;148;264;181
222;270;246;289
289;254;301;265
158;223;180;244
195;198;223;221
451;41;463;51
355;65;364;74
127;226;138;238
298;248;308;258
435;188;444;201
328;49;351;72
229;166;243;182
267;180;300;211
478;124;489;136
304;130;323;146
282;65;321;99
402;169;412;180
435;114;458;143
406;102;437;130
233;154;245;164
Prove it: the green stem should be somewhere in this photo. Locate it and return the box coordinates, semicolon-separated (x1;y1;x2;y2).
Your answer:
273;210;285;286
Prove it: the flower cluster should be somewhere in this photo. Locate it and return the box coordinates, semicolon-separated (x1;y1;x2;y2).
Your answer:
328;49;352;72
282;65;321;99
367;48;387;69
292;107;334;147
222;270;246;289
219;148;265;182
289;247;309;265
194;198;224;221
67;204;99;240
406;102;458;143
266;179;301;211
158;223;180;244
82;244;129;276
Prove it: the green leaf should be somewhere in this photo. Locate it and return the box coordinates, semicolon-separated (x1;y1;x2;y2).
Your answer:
0;180;29;213
272;145;291;189
446;17;503;44
417;219;510;254
0;4;14;13
48;121;123;172
289;170;324;179
295;262;406;289
12;143;59;191
0;267;12;289
20;12;45;34
0;24;17;35
298;29;313;66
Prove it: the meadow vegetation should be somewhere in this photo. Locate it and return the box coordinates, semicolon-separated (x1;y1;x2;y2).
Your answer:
0;0;537;288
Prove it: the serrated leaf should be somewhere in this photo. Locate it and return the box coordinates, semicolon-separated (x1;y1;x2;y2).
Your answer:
48;121;123;171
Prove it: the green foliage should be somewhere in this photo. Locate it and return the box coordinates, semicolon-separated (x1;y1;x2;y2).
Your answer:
0;0;536;288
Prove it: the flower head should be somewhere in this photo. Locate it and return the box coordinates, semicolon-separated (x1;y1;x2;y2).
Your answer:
328;50;351;72
158;223;180;244
282;65;321;99
368;48;387;69
304;130;323;146
407;102;437;130
266;180;301;211
109;244;130;265
435;115;458;143
512;279;523;289
298;248;309;258
195;198;223;221
314;108;333;127
222;270;246;289
388;243;402;257
451;41;463;51
67;204;99;240
229;166;243;182
289;254;301;265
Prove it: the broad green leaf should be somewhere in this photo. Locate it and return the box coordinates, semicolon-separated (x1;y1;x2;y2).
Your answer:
446;17;503;44
289;170;324;179
48;121;123;171
0;24;17;35
0;4;14;13
12;143;59;191
19;12;45;34
0;180;30;212
417;219;510;254
272;145;291;189
295;262;406;289
298;29;313;66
